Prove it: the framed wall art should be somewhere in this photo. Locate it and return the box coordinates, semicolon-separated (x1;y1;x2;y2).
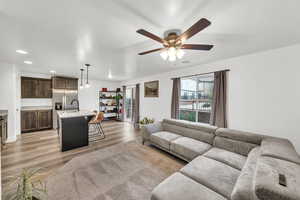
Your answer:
144;80;159;97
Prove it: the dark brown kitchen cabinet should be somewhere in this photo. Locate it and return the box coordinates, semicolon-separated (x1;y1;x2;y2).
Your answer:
1;114;8;149
38;79;52;98
53;77;78;90
21;111;39;132
52;77;66;89
21;110;52;133
21;78;38;98
21;77;52;98
66;79;78;90
38;110;52;129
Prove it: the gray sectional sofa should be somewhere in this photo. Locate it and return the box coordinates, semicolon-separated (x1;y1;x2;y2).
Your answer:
142;119;300;200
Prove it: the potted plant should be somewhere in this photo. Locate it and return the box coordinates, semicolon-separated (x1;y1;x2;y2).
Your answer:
139;117;155;129
5;168;47;200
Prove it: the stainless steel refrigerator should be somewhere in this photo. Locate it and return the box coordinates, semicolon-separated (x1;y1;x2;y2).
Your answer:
52;89;79;129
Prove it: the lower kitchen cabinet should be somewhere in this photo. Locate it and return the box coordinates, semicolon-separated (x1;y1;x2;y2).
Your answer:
21;110;52;133
38;110;53;129
21;111;38;132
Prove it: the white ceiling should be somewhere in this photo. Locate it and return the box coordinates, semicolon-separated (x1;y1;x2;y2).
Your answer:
1;0;300;81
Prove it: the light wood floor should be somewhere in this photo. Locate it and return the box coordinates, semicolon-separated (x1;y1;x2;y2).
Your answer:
1;121;140;191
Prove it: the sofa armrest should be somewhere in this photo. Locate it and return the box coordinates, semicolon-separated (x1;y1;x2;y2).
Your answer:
141;122;163;142
261;137;300;165
254;156;300;200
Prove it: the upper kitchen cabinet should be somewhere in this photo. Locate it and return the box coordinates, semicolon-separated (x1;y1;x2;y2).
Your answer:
21;77;52;98
65;78;78;90
21;77;38;98
52;77;78;90
38;79;52;98
52;77;66;89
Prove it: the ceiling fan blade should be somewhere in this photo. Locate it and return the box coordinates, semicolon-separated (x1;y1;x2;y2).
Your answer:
137;29;166;44
176;18;211;42
138;48;165;55
181;44;213;50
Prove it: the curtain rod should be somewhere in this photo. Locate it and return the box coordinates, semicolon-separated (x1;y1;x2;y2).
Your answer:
171;69;230;80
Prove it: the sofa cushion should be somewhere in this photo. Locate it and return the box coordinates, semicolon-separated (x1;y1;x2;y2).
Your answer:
204;147;247;170
150;131;181;150
254;156;300;200
180;156;240;199
170;137;211;161
216;128;265;145
151;172;226;200
261;137;300;165
231;147;261;200
163;119;217;133
214;136;257;156
163;123;215;144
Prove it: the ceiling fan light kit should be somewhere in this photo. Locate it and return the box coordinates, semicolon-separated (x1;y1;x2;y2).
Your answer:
160;47;185;61
137;18;213;62
161;47;181;62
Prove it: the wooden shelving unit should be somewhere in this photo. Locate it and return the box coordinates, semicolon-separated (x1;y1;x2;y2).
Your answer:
99;90;123;121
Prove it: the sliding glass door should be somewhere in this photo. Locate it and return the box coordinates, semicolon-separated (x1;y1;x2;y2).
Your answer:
124;87;134;122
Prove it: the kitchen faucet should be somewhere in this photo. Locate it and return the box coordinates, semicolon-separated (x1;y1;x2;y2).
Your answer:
71;99;80;111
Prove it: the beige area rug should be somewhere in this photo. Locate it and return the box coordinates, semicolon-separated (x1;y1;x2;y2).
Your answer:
46;141;185;200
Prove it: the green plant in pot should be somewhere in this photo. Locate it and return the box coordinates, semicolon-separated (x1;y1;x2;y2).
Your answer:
139;117;155;127
5;168;47;200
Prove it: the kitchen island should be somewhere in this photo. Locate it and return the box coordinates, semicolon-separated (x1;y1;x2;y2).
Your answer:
57;110;95;151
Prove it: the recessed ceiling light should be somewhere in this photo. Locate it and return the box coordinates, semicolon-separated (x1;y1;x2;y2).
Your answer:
16;49;28;54
24;61;33;65
50;70;56;74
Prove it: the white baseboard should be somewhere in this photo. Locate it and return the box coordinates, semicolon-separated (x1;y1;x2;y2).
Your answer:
6;136;17;143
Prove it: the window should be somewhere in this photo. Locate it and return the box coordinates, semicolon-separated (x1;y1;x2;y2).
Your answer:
179;74;214;123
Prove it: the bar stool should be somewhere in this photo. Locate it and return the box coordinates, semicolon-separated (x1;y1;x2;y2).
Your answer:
89;112;105;142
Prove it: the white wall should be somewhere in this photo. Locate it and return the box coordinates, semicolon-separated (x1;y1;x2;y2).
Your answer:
78;79;121;111
123;44;300;153
0;63;19;141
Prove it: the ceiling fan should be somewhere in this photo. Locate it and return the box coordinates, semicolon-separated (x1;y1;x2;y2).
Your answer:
137;18;213;62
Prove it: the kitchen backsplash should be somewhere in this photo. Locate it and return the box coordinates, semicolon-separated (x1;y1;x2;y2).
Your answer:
21;99;52;107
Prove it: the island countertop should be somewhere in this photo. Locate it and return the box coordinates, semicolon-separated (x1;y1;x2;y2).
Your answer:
57;110;96;119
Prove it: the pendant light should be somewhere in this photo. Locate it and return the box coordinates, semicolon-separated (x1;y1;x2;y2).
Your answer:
79;68;84;89
85;64;91;88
